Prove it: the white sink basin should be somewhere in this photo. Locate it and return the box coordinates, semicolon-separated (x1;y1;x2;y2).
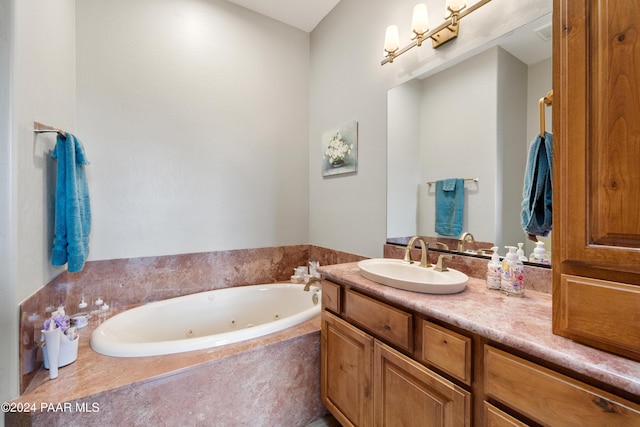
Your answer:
358;258;468;294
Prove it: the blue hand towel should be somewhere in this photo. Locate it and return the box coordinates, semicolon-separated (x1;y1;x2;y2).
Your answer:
51;133;91;273
521;131;553;237
435;178;464;236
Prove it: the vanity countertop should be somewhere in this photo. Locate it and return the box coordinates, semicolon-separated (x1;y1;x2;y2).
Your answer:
318;262;640;398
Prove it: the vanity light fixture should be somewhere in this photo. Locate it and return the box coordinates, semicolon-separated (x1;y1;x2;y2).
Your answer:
382;0;492;65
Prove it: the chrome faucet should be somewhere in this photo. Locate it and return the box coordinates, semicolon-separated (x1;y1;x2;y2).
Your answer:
404;236;431;268
304;276;322;292
457;232;475;252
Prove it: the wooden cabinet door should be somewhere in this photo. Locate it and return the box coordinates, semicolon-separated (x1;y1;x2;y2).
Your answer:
374;341;470;427
321;311;374;427
553;0;640;360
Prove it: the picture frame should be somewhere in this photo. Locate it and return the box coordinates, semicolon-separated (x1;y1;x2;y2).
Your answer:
321;120;358;177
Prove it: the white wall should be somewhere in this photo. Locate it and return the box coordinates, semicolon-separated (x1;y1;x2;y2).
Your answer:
4;0;76;414
5;0;309;407
75;0;310;260
496;47;528;249
309;0;552;258
387;79;421;238
418;48;499;243
0;0;14;418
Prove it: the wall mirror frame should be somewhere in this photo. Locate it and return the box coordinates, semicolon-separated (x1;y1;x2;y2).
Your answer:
386;11;553;267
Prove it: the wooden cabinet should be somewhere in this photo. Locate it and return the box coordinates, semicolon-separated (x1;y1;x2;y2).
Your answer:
320;277;639;426
483;402;529;427
553;0;640;360
322;280;341;314
484;346;640;426
321;311;373;427
344;289;412;353
375;340;470;427
418;320;472;386
321;285;471;426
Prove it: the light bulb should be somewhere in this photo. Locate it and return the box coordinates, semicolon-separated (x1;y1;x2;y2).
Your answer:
412;4;429;35
384;25;400;53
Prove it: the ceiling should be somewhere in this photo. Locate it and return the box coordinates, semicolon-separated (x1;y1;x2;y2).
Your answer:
225;0;341;32
224;1;552;66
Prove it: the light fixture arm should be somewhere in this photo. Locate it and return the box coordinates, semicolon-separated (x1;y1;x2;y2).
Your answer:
382;0;492;66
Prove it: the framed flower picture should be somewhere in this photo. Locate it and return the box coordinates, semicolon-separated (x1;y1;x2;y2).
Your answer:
321;120;358;177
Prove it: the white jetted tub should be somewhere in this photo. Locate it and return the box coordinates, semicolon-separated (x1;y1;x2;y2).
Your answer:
90;283;321;357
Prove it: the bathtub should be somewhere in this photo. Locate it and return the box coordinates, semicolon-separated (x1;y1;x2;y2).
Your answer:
90;283;321;357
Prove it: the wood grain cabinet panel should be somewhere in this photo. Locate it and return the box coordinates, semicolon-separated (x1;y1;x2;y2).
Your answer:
484;346;640;426
321;280;341;314
321;311;373;427
345;289;412;352
419;320;472;385
557;274;640;355
553;0;640;360
374;341;470;427
483;402;529;427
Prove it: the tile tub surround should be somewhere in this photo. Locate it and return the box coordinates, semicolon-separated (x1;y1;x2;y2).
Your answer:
19;245;366;393
384;243;553;294
7;314;327;426
318;262;640;401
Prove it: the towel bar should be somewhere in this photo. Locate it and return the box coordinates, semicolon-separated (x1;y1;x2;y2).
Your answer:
33;121;67;137
539;90;553;137
426;177;479;186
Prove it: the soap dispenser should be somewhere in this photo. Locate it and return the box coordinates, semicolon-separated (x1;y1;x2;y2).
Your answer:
529;241;551;265
486;246;502;290
517;243;528;262
501;246;525;297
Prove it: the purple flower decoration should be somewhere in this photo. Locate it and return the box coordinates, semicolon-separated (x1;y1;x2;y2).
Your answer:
43;313;69;332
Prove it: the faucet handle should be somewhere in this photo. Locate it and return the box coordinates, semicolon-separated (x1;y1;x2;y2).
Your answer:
434;254;453;272
435;242;450;251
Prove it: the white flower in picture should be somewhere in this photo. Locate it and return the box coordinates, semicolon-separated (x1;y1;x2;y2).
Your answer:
324;132;352;164
321;120;358;177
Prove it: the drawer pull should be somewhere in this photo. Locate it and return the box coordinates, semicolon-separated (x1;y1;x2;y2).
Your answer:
384;324;391;331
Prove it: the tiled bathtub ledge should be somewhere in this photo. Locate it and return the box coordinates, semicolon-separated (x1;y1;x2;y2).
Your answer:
19;244;366;393
8;312;324;426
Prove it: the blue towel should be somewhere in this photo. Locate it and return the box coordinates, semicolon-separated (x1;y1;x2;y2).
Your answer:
51;133;91;272
521;131;553;237
435;178;464;236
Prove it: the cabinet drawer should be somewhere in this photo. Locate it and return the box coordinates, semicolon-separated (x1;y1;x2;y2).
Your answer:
322;280;341;314
420;320;471;385
484;346;640;426
484;402;529;426
345;289;412;352
555;274;640;361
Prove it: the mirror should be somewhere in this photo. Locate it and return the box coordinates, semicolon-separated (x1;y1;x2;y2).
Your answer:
387;13;552;263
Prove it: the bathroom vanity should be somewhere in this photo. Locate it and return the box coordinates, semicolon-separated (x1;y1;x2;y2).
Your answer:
318;263;640;427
